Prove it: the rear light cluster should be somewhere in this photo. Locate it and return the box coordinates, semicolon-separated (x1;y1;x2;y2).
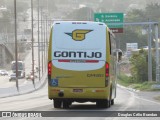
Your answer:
48;61;52;76
106;62;109;77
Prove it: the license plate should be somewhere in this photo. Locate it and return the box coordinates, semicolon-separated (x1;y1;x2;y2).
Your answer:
73;89;83;93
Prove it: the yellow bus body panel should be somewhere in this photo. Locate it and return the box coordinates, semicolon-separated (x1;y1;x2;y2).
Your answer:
48;23;116;102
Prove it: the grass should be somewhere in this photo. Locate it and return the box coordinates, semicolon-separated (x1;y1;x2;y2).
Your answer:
117;74;133;87
154;96;160;101
117;74;160;91
130;82;160;91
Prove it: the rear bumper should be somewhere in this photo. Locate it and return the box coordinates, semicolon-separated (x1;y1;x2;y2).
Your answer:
48;87;110;101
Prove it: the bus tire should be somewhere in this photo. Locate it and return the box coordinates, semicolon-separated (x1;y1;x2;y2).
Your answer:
63;101;70;109
53;100;62;108
96;101;102;108
108;99;111;108
111;99;114;105
109;86;112;106
96;100;110;108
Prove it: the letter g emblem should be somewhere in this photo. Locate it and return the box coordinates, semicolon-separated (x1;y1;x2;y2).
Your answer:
65;29;93;41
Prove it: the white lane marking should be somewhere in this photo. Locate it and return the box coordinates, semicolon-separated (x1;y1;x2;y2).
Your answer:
134;95;160;105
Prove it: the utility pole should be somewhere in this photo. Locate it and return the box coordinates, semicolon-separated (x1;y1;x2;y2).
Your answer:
14;0;19;92
44;15;46;72
46;16;48;70
148;23;152;82
155;24;160;82
37;0;41;81
31;0;35;88
46;0;49;71
41;7;44;75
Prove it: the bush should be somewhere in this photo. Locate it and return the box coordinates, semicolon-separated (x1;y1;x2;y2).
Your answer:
117;74;132;87
129;49;156;82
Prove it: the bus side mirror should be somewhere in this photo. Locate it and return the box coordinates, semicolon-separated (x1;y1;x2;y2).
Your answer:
118;51;122;62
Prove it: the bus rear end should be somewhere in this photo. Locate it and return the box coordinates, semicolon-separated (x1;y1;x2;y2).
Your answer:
48;21;112;108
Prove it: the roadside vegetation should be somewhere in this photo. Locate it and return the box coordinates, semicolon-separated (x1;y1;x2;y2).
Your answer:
118;74;160;91
118;49;160;91
154;96;160;101
130;49;156;82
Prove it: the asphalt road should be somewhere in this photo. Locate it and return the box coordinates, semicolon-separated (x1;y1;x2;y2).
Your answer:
0;81;160;120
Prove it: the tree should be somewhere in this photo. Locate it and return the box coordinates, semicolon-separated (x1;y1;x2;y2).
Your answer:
117;3;160;51
115;27;148;51
145;3;160;21
98;0;113;12
0;0;5;6
2;1;29;15
125;9;146;22
98;0;142;13
65;7;94;21
47;0;57;13
0;9;13;33
34;0;57;17
126;2;160;22
16;1;29;14
130;49;156;82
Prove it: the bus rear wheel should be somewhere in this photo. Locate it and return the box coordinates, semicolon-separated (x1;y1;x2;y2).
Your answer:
111;99;114;105
62;100;71;109
53;100;62;108
96;99;110;108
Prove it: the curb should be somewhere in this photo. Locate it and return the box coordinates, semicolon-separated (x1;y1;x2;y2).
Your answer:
117;84;140;92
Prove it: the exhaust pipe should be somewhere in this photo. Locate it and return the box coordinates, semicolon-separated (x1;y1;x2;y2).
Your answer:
58;91;64;97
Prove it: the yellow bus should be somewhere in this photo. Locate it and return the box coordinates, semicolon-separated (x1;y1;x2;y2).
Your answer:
48;21;121;108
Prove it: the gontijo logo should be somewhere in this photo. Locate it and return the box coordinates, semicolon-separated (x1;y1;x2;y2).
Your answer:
65;29;93;41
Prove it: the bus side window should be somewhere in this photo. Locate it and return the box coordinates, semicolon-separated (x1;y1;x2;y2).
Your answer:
109;32;116;56
108;32;111;55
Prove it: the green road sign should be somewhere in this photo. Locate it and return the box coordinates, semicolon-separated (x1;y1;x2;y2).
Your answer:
94;13;124;33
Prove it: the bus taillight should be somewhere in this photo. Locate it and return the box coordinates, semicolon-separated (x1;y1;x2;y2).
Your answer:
48;61;52;76
106;62;109;77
